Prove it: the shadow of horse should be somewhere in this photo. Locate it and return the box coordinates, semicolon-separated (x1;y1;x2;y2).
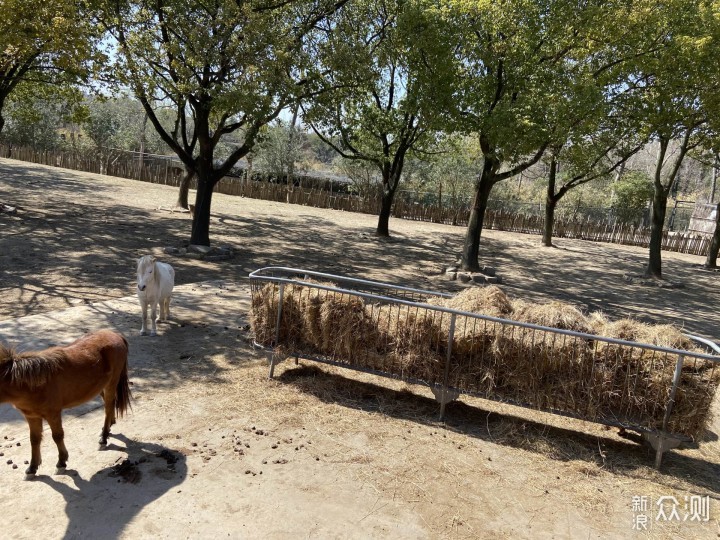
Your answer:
35;434;186;540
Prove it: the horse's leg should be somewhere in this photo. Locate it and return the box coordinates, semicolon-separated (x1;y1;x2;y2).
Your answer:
24;416;43;476
162;296;171;321
140;299;148;336
46;412;69;472
161;297;168;320
99;385;117;445
150;300;158;336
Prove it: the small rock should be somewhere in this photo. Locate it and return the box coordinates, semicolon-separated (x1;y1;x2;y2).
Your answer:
446;272;457;281
471;274;486;284
188;244;213;254
458;272;472;283
481;266;496;277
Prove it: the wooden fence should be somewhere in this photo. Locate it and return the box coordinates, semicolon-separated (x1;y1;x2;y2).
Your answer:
0;143;713;257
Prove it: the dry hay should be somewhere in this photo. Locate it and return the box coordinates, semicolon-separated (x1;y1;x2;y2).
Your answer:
428;285;512;319
250;280;334;353
251;281;720;440
425;287;513;391
586;313;719;439
316;293;383;365
512;300;593;334
376;305;445;384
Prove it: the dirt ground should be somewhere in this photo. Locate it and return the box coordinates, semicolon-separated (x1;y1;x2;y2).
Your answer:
1;157;720;539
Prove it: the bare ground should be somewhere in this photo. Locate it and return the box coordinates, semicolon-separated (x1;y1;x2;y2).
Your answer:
1;158;720;539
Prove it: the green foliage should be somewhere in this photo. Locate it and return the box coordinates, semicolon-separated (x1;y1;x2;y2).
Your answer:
303;0;442;184
82;97;146;152
611;171;654;224
336;158;382;198
1;81;86;149
253;119;311;179
0;0;100;132
400;135;481;205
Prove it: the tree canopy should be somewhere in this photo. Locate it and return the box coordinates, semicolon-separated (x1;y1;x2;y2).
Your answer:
0;0;96;133
96;0;349;245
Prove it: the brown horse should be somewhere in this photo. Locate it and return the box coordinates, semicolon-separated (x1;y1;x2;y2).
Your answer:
0;330;132;476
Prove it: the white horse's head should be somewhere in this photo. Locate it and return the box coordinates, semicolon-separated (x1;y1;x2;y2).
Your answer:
136;255;157;292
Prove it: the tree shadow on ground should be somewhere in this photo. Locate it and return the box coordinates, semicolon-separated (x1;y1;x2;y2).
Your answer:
276;363;720;496
35;434;186;540
3;158;719;340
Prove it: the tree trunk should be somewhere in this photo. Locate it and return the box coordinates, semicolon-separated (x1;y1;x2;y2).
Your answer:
138;111;148;170
646;193;668;279
246;155;253;184
175;168;196;209
704;202;720;268
0;92;6;135
190;174;216;246
711;154;718;204
376;187;394;237
461;165;495;272
645;131;693;279
646;142;669;279
542;156;558;247
286;105;299;204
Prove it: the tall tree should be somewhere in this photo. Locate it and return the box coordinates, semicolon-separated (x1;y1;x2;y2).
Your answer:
0;0;95;135
427;0;603;271
542;128;645;247
704;201;720;268
97;0;348;246
629;0;720;279
302;0;441;237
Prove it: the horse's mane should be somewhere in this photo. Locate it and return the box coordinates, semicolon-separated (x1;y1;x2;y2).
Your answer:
0;345;65;388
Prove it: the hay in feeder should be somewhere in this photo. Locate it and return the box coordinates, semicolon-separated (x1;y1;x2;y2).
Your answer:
251;278;720;440
512;300;593;334
584;313;719;439
316;293;381;362
376;305;446;383
428;285;512;318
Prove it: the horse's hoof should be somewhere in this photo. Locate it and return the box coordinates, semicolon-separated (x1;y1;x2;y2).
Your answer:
24;473;37;480
150;332;157;337
55;466;66;475
140;331;147;336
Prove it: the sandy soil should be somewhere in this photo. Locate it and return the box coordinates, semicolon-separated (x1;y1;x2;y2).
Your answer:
1;158;719;539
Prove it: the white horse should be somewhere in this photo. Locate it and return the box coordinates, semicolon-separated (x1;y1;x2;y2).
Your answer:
136;255;175;336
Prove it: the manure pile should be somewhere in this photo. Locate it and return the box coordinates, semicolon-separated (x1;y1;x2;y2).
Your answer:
251;281;720;440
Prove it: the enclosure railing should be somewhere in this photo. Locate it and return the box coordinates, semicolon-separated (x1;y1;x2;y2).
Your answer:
249;266;720;468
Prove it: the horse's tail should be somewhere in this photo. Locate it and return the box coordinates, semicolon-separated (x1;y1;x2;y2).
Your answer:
115;336;133;417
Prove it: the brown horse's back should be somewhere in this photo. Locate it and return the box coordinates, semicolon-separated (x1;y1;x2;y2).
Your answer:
52;330;131;412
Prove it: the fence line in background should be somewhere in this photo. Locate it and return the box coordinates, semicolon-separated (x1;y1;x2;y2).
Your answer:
0;144;713;257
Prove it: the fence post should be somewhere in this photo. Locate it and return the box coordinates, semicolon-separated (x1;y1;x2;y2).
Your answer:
655;354;685;468
438;314;457;420
268;283;286;379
